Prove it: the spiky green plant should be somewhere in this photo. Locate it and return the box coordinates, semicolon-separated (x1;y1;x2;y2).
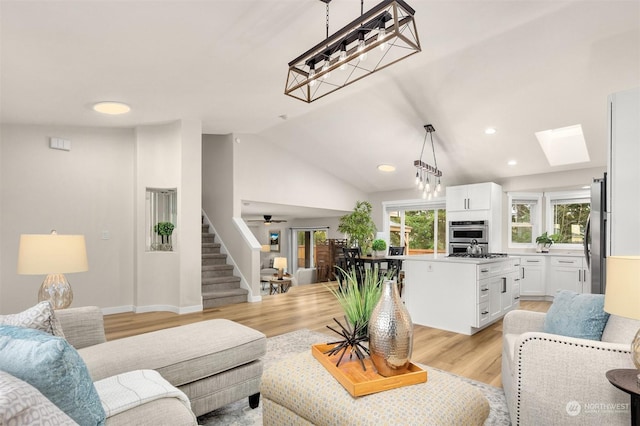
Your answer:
327;267;392;336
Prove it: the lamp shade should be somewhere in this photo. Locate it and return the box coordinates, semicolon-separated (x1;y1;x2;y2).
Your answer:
273;257;287;270
17;234;88;275
604;256;640;320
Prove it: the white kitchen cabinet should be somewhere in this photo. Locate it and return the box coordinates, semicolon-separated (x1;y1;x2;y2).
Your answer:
547;257;590;296
404;256;518;335
446;183;497;212
446;182;503;252
519;256;546;296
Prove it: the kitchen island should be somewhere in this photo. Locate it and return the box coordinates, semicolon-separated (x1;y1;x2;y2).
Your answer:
403;255;521;335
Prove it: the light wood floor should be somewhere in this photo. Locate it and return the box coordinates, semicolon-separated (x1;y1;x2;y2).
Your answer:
103;282;550;388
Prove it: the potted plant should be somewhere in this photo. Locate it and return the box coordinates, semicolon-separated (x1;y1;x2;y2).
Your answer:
338;201;377;255
327;267;385;338
535;232;558;253
153;221;175;251
372;239;387;257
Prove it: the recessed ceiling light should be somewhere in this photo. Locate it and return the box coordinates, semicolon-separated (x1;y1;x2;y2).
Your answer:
377;164;396;172
485;127;497;135
582;185;590;189
93;101;131;115
507;160;518;166
535;124;590;166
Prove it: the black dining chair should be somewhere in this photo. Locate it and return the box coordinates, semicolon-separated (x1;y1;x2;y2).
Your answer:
339;247;364;286
386;246;405;283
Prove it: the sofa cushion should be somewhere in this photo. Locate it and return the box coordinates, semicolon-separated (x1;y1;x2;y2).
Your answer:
78;319;266;386
0;370;77;425
0;325;106;425
0;301;65;338
543;290;610;341
601;314;640;344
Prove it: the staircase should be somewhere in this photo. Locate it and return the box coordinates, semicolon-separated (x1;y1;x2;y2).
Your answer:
201;223;248;309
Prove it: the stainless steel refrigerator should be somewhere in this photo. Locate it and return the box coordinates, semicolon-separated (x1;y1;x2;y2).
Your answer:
585;175;607;294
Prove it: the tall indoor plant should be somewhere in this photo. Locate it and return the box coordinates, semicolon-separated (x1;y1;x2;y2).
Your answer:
338;200;377;255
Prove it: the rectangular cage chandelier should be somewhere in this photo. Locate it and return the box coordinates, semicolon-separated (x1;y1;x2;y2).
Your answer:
285;0;421;103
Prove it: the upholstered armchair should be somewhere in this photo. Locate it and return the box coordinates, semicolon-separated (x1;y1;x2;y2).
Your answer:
502;309;639;425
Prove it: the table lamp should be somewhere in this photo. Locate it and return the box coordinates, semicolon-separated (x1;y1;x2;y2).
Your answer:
604;256;640;371
273;257;287;280
17;231;89;309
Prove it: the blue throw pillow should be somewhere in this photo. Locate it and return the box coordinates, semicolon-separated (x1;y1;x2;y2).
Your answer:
543;290;610;341
0;325;106;425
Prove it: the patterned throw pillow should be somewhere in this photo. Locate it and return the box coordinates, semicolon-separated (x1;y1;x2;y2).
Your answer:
0;301;65;338
0;370;77;425
0;325;106;425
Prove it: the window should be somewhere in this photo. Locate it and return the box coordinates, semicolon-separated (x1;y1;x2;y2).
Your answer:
383;200;446;257
545;191;590;247
146;188;177;251
507;193;542;248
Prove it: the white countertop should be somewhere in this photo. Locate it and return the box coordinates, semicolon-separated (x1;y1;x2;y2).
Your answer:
507;251;583;257
400;254;516;265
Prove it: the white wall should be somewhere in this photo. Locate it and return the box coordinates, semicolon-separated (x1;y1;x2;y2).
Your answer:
135;121;202;313
235;133;366;213
0;124;135;313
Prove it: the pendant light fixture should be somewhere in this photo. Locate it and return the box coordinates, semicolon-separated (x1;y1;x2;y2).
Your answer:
414;124;443;200
285;0;421;103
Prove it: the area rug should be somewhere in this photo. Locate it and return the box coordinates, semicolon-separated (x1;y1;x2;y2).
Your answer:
198;329;511;425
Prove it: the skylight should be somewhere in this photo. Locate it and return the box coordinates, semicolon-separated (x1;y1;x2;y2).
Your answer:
535;124;590;166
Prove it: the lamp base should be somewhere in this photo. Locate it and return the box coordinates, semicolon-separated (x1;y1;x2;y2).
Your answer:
38;273;73;310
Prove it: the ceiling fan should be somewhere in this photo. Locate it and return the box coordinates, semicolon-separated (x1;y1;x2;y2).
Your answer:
248;215;287;225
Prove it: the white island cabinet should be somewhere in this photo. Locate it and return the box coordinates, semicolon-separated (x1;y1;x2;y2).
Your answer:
403;256;520;335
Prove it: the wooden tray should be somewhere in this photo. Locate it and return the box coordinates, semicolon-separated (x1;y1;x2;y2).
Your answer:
311;343;427;397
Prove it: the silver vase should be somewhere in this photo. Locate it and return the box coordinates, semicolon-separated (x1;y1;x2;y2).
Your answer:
368;279;413;377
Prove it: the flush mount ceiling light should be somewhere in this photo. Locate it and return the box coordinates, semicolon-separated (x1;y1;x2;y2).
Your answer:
535;124;590;166
484;127;497;135
285;0;421;103
377;164;396;172
93;101;131;115
414;124;442;200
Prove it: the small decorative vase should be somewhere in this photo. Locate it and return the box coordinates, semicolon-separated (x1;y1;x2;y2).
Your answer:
368;279;413;377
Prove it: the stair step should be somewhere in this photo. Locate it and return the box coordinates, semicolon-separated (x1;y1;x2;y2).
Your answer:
202;264;234;278
202;244;221;254
202;289;248;309
203;281;242;292
202;254;226;266
202;275;241;285
202;235;217;243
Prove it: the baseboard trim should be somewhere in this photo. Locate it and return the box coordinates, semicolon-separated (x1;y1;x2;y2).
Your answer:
101;304;203;315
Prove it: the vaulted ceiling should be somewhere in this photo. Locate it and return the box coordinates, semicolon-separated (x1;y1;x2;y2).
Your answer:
2;1;639;204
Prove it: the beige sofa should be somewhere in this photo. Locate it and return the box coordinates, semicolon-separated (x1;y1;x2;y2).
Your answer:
56;306;267;423
502;310;639;425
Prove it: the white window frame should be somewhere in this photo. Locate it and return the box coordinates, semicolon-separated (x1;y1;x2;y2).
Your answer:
382;199;446;258
507;192;542;249
544;190;590;250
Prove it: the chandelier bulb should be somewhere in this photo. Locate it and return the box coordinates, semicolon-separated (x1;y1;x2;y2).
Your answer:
422;189;427;199
378;27;387;51
339;45;347;70
322;61;331;80
358;35;367;61
427;192;432;200
415;171;420;185
309;69;316;87
436;179;442;192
